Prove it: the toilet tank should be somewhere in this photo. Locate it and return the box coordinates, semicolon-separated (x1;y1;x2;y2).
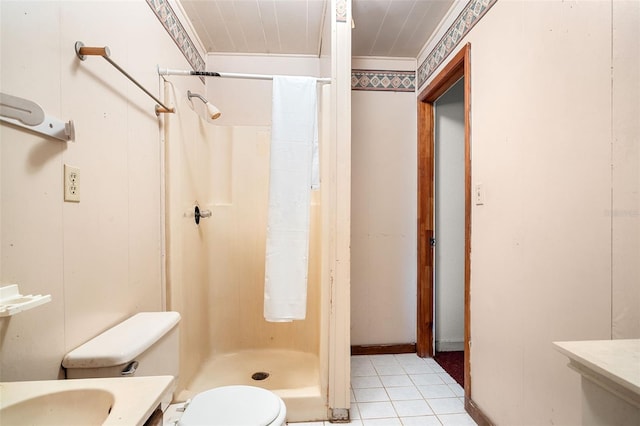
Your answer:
62;312;180;380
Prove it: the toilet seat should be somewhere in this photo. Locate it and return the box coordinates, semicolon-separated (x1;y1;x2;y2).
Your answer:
178;385;286;426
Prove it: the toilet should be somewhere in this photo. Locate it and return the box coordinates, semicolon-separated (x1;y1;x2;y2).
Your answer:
62;312;287;426
179;385;287;426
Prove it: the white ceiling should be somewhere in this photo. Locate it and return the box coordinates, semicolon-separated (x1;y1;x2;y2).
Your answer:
180;0;455;58
353;0;453;57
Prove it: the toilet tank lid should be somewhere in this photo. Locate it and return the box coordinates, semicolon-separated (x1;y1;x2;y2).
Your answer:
62;312;181;369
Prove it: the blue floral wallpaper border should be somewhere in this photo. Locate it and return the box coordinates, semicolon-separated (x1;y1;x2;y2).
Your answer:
352;70;415;92
417;0;497;89
146;0;206;74
336;0;347;22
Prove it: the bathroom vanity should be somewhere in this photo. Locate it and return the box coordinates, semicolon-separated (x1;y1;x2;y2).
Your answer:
554;339;640;426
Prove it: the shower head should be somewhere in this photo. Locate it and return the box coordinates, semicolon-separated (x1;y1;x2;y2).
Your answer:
187;90;221;120
205;102;221;121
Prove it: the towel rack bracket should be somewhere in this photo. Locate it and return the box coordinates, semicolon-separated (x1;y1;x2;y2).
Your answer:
75;41;110;61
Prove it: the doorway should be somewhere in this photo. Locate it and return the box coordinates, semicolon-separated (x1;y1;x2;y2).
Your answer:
416;44;471;398
434;77;465;385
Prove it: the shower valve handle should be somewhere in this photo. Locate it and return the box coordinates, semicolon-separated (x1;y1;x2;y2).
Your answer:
194;205;212;225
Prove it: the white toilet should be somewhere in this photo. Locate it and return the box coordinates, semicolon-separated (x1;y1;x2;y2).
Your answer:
62;312;287;426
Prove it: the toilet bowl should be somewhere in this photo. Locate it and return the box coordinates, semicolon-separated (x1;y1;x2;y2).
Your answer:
179;385;286;426
62;312;286;425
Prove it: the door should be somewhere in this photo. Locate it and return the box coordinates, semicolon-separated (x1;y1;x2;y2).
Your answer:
434;78;465;353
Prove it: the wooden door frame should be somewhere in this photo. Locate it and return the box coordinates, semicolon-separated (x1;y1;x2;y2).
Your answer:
417;43;472;398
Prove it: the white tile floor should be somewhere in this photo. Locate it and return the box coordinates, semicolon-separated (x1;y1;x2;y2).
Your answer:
164;354;477;426
295;354;476;426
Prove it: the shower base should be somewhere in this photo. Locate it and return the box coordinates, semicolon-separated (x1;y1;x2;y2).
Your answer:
176;349;326;422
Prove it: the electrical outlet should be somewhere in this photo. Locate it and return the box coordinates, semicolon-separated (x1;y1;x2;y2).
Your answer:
64;164;80;202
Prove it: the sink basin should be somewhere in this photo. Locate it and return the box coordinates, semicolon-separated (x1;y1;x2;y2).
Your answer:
0;375;175;425
1;388;114;425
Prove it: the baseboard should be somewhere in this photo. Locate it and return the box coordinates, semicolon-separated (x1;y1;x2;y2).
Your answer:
465;397;494;426
350;343;416;355
435;340;465;352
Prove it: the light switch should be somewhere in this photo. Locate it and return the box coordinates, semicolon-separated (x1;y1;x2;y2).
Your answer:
475;183;484;206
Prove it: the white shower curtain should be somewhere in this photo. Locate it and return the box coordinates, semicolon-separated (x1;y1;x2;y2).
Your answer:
263;76;318;322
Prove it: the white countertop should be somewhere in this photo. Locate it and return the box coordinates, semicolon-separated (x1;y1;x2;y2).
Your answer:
554;339;640;404
0;375;175;425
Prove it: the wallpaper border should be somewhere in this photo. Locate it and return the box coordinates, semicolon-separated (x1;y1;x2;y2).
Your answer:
417;0;497;89
336;0;347;22
146;0;206;73
352;70;416;92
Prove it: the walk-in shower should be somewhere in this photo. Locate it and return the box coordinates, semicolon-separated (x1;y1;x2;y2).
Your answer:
162;75;331;422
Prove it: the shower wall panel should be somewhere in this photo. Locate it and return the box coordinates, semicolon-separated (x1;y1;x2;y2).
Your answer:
207;126;322;355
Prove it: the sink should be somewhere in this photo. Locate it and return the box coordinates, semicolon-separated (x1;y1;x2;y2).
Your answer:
0;375;175;425
0;389;114;425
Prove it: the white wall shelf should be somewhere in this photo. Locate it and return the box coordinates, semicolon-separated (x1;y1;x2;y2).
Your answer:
0;284;52;317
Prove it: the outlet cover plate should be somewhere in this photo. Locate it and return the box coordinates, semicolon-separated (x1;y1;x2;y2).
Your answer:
64;164;80;202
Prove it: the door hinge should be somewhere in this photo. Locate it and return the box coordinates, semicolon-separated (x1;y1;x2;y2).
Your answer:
429;237;436;247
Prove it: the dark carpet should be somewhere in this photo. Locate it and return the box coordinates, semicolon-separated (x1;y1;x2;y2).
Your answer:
434;351;464;387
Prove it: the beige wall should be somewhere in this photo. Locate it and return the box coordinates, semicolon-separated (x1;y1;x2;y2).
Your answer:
351;58;417;346
417;0;640;424
0;1;198;381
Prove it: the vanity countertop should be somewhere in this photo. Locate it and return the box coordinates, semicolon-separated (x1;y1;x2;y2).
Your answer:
0;375;175;426
553;339;640;399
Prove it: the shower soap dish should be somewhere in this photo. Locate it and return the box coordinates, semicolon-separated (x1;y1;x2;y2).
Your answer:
0;284;51;317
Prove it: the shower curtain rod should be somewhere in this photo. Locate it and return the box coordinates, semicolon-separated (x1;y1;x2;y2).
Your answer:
158;67;331;83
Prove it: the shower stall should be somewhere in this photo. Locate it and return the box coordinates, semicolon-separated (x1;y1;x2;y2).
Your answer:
162;78;332;421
